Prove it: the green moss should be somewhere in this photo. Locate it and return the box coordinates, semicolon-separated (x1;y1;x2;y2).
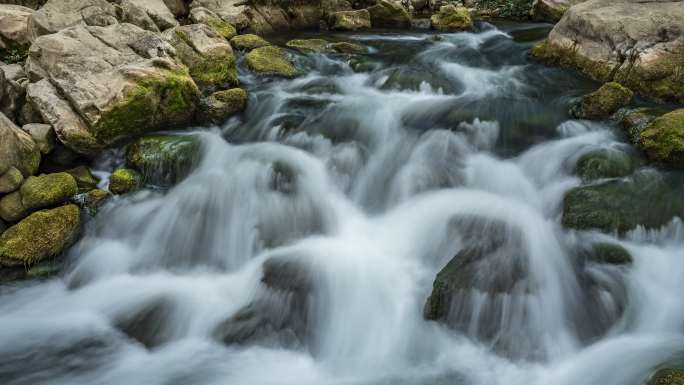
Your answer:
65;166;100;193
329;42;367;55
331;9;371;31
571;82;634;119
285;39;330;54
430;5;473;32
474;0;533;19
229;34;271;51
245;46;297;78
648;368;684;385
367;0;411;29
204;16;237;39
126;135;202;186
109;168;141;195
575;148;642;181
619;107;665;144
639;109;684;168
92;68;199;144
585;243;632;265
20;173;79;211
0;204;81;266
81;188;110;215
0;43;29;64
199;88;248;125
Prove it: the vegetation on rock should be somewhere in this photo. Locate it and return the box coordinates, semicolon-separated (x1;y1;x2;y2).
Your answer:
20;172;78;211
126;135;202;187
199;88;248;126
229;34;271;51
430;5;473;32
570;82;634;120
245;46;297;78
109;168;142;195
639;109;684;169
575;147;642;181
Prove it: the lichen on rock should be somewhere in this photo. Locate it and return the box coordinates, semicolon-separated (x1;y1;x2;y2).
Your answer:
20;172;79;211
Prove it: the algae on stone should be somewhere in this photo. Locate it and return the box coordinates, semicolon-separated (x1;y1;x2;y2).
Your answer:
66;166;100;193
329;42;367;55
0;204;81;266
0;190;27;222
245;46;297;78
199;88;248;125
20;172;79;211
109;168;142;195
127;135;202;186
286;39;330;54
330;9;371;31
570;82;634;120
230;34;271;51
430;5;473;32
367;0;411;29
575;147;642;181
639;109;684;169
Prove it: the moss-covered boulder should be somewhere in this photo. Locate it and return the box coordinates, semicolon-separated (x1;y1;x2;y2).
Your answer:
20;172;79;211
330;9;371;31
0;166;23;193
189;7;237;39
430;5;473;32
647;368;684;385
367;0;411;29
286;39;331;54
199;88;248;125
65;166;100;193
575;147;642;181
620;107;664;144
329;42;367;55
229;34;271;51
245;46;297;78
0;204;80;266
570;82;634;120
109;168;142;195
126;135;202;186
530;0;578;23
78;188;110;215
638;109;684;169
582;242;632;265
0;190;27;222
562;171;684;234
163;24;238;92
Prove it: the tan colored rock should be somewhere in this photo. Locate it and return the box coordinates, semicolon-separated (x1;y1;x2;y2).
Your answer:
0;167;23;194
22;123;54;154
27;0;119;40
331;9;371;31
125;0;179;31
189;7;237;39
0;190;28;222
367;0;411;29
25;23;200;154
532;0;684;104
117;0;160;32
530;0;586;22
0;112;40;177
229;34;270;51
0;63;28;120
0;4;33;50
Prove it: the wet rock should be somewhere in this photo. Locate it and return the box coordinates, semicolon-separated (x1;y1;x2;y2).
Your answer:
0;204;81;267
126;135;201;187
81;188;110;210
329;41;367;55
330;9;371;31
20;172;79;211
530;0;585;23
108;168;141;195
562;171;684;234
189;7;237;39
0;167;23;194
530;0;684;104
27;0;120;39
430;5;472;32
245;46;297;78
0;191;27;222
647;368;684;385
0;5;32;53
26;23;200;155
569;82;634;120
367;0;411;29
574;147;642;181
286;38;330;54
582;242;632;265
638;109;684;169
65;166;100;193
229;34;270;51
114;298;175;348
199;88;248;125
22;123;54;154
620;107;664;145
162;23;238;91
0;112;40;177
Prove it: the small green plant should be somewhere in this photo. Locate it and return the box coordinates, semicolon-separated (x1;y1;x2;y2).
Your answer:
476;0;533;19
0;44;29;64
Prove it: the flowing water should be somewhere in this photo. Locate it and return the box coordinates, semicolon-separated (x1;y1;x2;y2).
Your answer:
2;22;684;385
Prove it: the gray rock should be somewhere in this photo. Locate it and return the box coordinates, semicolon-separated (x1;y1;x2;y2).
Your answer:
530;0;586;22
0;167;23;194
123;0;179;31
0;191;28;222
22;123;54;154
0;112;40;177
0;63;28;120
27;0;119;40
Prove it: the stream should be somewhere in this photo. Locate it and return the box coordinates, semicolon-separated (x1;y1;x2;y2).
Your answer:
1;22;684;385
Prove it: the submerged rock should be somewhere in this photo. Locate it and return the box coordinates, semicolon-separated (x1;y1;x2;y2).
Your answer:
367;0;411;29
430;5;473;32
245;46;297;78
620;107;663;145
229;34;270;51
583;242;632;265
109;168;141;195
330;9;371;31
126;135;202;186
0;204;81;266
285;38;330;54
530;0;684;104
638;109;684;169
20;172;79;211
199;88;248;125
570;82;634;120
574;147;642;181
329;41;367;55
562;171;684;234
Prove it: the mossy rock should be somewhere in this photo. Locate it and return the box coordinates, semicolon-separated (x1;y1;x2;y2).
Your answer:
367;0;411;29
199;88;248;125
245;46;297;78
329;42;367;55
530;1;568;22
0;167;24;194
126;135;202;187
0;204;81;266
65;166;100;193
620;107;665;144
109;168;141;195
0;191;28;222
430;5;473;32
76;188;110;216
647;368;684;385
20;172;79;211
575;147;642;181
230;34;270;51
582;242;632;265
203;16;237;39
570;82;634;120
639;109;684;168
330;9;372;31
92;68;200;145
285;39;331;54
562;171;684;234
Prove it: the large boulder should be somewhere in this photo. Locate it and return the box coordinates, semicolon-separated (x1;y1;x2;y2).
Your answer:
162;24;238;91
531;0;684;104
638;109;684;169
245;46;297;78
530;0;586;23
430;5;472;32
569;82;634;120
25;23;200;155
367;0;411;29
0;204;81;266
0;4;33;51
574;147;642;181
20;172;79;211
0;112;40;177
330;9;371;31
198;88;248;125
27;0;119;40
562;170;684;234
0;190;28;222
126;134;202;186
121;0;179;31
